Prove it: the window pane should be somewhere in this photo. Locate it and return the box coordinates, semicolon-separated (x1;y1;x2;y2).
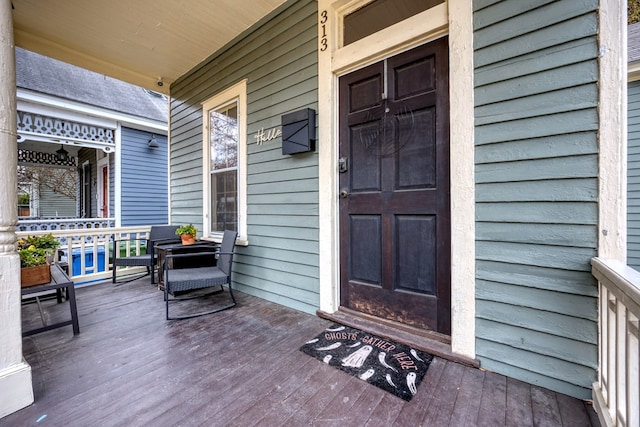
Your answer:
211;170;237;232
343;0;443;45
210;104;238;171
209;101;238;233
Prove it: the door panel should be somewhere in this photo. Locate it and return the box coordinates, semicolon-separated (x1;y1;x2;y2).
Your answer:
351;122;382;192
397;107;436;189
396;215;437;294
350;215;382;285
339;38;450;334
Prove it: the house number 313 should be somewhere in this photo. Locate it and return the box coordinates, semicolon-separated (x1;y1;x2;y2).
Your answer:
320;10;328;52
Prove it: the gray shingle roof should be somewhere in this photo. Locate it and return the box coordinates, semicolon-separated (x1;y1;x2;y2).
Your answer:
16;47;167;123
630;22;640;64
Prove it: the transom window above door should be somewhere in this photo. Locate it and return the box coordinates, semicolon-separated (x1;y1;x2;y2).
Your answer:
343;0;444;46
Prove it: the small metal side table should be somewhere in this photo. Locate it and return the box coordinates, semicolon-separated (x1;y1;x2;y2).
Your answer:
21;263;80;337
155;241;219;290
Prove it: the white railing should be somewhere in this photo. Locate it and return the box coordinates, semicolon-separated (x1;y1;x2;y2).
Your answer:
591;258;640;427
17;225;151;285
17;217;116;232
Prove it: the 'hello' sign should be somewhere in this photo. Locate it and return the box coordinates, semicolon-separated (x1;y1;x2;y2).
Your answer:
254;127;281;145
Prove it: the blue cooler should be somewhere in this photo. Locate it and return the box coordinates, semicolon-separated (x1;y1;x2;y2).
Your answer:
71;247;106;276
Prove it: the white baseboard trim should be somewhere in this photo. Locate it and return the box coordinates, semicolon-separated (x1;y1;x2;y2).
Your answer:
0;361;33;419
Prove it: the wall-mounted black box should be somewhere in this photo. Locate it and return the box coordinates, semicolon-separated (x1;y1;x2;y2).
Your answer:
281;108;316;155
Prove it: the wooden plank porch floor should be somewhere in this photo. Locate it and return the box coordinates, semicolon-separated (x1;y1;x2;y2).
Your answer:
4;276;600;426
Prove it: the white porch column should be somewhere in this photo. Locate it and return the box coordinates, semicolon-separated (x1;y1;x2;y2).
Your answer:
0;0;34;419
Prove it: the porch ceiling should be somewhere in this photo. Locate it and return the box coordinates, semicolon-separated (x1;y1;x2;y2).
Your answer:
11;0;287;95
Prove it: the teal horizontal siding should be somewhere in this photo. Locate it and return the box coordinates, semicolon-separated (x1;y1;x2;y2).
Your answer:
476;241;596;272
476;222;597;248
476;202;598;225
473;0;598;399
474;0;597;49
476;62;598;108
476;260;598;297
476;83;598;126
629;81;640;271
475;37;598;88
476;109;598;145
476;179;597;203
170;0;319;314
477;280;597;322
476;319;597;371
474;13;597;69
476;155;598;182
475;132;597;164
475;340;595;398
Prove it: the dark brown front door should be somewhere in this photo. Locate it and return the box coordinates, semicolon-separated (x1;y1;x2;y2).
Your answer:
339;38;450;334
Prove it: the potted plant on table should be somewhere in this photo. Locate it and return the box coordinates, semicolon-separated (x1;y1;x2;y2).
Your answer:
175;224;197;245
17;233;60;287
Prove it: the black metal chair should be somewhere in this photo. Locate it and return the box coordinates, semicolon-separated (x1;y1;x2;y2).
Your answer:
164;230;237;320
112;225;180;284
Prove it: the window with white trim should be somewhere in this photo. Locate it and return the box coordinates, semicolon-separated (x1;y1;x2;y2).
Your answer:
202;80;247;241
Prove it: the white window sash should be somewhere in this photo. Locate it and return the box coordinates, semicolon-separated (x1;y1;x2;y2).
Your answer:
201;80;247;243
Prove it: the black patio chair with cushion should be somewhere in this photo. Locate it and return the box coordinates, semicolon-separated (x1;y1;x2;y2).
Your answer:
112;225;180;284
164;230;237;320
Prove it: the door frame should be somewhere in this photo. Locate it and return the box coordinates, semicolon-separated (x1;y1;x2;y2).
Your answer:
97;154;109;218
81;160;92;218
317;0;476;358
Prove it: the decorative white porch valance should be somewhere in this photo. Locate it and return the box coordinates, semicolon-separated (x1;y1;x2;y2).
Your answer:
17;111;116;153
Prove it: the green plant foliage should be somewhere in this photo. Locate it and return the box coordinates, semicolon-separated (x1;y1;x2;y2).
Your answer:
17;233;60;267
176;224;197;236
17;193;30;205
19;247;47;267
18;233;60;250
631;0;640;24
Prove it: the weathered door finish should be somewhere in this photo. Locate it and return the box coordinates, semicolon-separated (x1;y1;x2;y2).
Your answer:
339;38;451;334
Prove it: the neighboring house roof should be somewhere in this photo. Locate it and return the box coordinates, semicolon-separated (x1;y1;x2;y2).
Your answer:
630;22;640;62
629;22;640;80
16;47;167;123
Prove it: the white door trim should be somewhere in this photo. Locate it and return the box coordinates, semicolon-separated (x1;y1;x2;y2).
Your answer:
317;0;475;358
97;154;109;218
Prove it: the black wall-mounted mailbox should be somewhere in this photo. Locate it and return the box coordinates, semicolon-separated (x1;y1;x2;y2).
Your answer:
281;108;316;155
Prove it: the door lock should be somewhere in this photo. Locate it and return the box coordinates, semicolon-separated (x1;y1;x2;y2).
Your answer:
339;189;349;198
338;157;348;173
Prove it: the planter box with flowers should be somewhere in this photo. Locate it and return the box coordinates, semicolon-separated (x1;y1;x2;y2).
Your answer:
18;233;60;287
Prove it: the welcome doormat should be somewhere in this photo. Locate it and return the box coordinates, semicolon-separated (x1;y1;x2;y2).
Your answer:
300;324;433;401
